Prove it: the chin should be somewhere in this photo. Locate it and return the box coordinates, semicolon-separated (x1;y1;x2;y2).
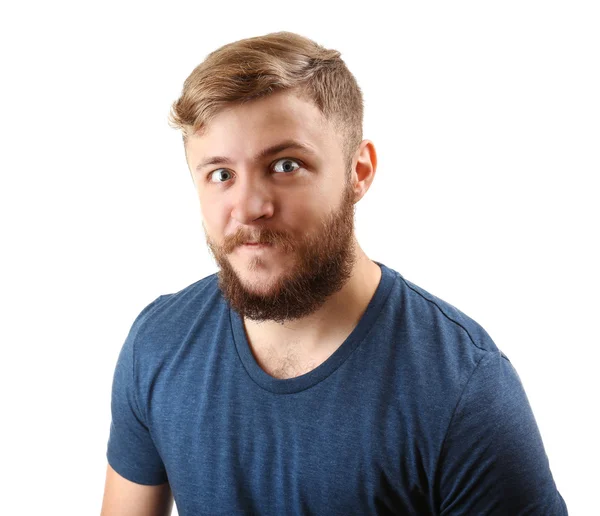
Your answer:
227;253;269;275
243;280;278;297
242;264;285;287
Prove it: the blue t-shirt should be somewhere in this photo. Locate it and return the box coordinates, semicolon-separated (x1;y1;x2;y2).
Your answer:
106;262;567;515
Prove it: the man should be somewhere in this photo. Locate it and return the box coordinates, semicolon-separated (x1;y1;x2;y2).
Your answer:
102;32;568;515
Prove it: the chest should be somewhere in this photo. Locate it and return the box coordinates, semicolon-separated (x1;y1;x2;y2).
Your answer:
251;344;322;379
149;375;433;515
246;332;346;380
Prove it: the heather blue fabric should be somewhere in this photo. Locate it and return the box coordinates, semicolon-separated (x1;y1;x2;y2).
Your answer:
107;262;567;515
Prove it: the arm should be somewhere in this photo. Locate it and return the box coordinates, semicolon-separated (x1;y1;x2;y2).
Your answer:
438;351;568;514
101;463;174;516
104;297;173;514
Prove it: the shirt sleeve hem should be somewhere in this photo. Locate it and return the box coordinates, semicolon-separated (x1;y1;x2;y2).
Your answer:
107;450;169;486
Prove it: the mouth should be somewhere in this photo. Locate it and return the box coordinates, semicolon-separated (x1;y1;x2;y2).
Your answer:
238;241;275;253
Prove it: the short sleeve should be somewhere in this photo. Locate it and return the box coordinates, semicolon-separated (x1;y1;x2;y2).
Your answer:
106;297;169;485
437;350;568;515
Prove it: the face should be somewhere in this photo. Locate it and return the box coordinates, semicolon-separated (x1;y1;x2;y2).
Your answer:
185;90;358;324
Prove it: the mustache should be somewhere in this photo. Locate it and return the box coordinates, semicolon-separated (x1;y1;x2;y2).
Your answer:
220;228;295;253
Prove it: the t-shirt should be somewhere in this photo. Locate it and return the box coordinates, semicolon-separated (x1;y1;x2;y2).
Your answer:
106;261;568;515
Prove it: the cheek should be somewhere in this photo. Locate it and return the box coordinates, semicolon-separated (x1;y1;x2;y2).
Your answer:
284;196;325;230
199;194;222;221
199;202;226;238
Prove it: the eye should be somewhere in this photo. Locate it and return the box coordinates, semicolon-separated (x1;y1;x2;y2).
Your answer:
207;158;302;184
208;169;233;183
273;158;301;174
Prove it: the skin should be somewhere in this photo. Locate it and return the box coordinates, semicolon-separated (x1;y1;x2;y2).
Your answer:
185;88;381;377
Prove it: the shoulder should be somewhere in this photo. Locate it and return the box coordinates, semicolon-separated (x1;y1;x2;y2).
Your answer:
375;264;506;397
128;271;224;358
390;268;501;355
145;271;220;321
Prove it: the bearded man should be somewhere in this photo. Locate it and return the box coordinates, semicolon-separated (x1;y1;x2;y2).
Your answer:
102;31;567;515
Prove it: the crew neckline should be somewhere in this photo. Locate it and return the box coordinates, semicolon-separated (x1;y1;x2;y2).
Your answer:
229;261;397;394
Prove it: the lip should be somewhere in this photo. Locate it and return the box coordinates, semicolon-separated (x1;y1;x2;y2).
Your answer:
238;242;275;253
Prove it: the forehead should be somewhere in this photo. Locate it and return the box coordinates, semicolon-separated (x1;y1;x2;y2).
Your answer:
185;90;339;164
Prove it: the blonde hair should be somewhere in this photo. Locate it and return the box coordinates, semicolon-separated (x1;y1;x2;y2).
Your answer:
168;31;364;170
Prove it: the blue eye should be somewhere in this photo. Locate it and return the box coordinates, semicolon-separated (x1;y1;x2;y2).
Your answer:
208;158;301;184
209;169;232;183
273;158;301;174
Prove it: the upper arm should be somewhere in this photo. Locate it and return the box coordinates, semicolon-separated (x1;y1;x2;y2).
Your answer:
104;298;174;514
101;463;174;516
106;297;170;482
438;351;567;514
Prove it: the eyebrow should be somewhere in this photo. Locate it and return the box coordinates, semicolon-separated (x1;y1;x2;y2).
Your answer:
194;139;317;172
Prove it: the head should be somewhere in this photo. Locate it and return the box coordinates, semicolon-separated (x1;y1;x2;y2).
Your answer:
169;32;376;324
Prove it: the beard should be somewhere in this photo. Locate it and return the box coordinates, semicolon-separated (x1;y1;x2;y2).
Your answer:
204;178;357;324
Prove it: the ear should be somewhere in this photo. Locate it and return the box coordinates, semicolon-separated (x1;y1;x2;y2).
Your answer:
350;140;377;203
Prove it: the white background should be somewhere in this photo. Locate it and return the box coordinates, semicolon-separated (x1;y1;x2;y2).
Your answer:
1;1;597;514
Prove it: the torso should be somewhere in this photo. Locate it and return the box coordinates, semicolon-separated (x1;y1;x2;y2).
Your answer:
249;340;324;379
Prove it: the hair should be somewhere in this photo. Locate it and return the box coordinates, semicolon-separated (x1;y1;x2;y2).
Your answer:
168;31;364;172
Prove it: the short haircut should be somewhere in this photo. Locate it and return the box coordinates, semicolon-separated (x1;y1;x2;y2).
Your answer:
168;31;364;171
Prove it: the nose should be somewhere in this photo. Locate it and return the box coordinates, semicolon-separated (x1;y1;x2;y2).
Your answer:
230;175;274;224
